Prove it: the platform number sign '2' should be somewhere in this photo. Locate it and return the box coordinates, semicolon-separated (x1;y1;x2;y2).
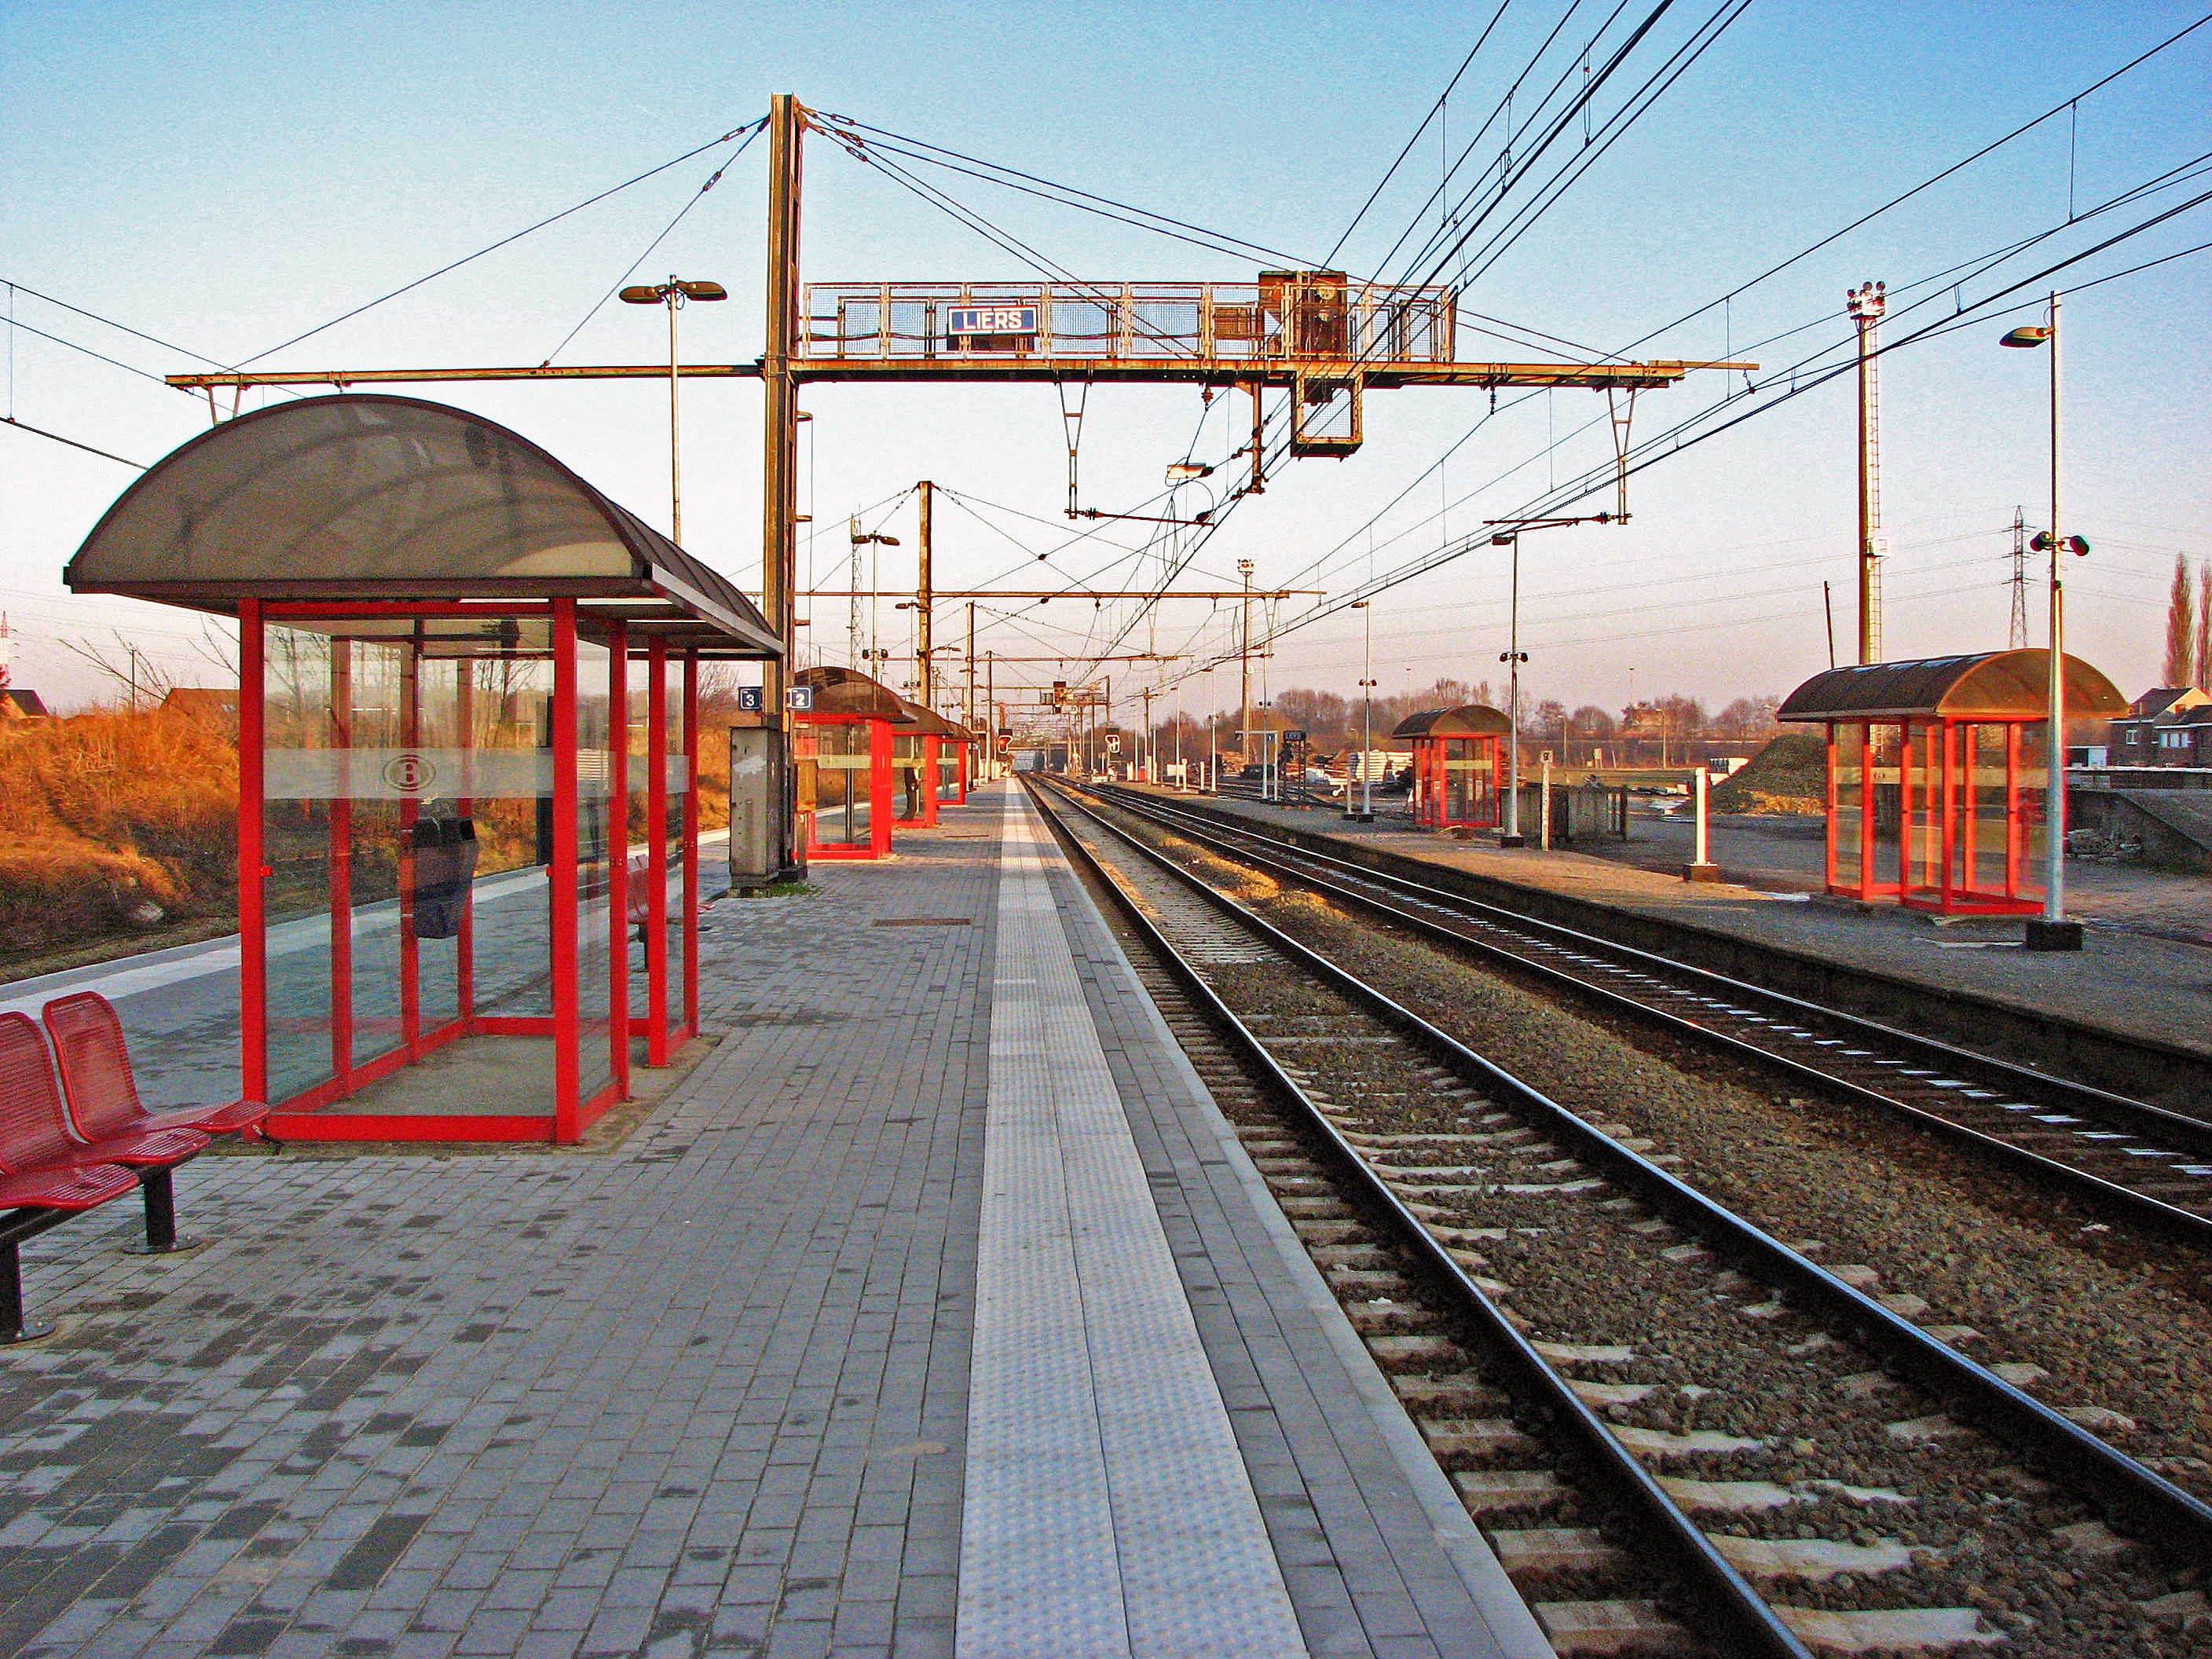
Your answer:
947;306;1039;339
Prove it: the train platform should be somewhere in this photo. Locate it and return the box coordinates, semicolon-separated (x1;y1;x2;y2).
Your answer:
1118;786;2212;1079
0;780;1545;1659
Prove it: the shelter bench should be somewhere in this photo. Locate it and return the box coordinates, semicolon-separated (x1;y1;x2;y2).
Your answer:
1;999;270;1342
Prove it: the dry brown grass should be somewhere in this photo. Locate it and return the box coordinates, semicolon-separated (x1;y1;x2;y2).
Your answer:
0;709;240;959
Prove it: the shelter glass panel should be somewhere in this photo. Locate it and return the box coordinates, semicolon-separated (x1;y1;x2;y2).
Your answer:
345;640;407;1075
574;638;617;1108
412;656;465;1037
2016;720;2052;908
1866;721;1904;896
463;647;556;1022
1955;723;2009;902
664;657;687;1037
1904;719;1944;903
1441;736;1496;826
1830;722;1863;895
811;722;874;848
894;732;926;822
262;625;339;1104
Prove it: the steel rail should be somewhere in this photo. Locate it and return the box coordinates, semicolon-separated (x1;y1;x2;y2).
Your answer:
1018;778;1815;1658
1086;783;2212;1243
1036;776;2212;1564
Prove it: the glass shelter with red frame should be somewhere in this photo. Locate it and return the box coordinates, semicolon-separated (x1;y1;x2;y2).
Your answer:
1778;650;2126;916
893;700;966;830
792;667;910;861
1391;705;1511;830
63;394;782;1144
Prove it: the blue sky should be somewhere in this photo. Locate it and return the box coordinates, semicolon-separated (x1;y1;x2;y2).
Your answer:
4;0;2207;716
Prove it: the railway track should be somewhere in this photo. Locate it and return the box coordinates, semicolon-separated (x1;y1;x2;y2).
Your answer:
1076;782;2212;1247
1025;775;2212;1658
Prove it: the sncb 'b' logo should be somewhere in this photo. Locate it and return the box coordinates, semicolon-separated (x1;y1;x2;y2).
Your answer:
384;753;437;793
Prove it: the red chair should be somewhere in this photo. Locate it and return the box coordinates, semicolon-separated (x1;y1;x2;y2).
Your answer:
0;1163;139;1342
42;992;270;1141
1;1011;208;1255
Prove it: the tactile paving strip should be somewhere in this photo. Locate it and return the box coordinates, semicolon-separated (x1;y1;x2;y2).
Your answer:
957;789;1307;1657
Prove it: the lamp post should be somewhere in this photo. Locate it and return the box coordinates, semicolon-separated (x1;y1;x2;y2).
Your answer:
2000;293;2088;951
620;276;727;542
1348;601;1375;822
1491;532;1531;846
848;527;899;669
1484;513;1617;847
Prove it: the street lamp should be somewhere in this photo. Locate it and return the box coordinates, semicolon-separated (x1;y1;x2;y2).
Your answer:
620;276;727;542
1999;293;2089;951
1348;601;1376;822
1491;532;1532;846
1484;513;1617;847
848;527;900;668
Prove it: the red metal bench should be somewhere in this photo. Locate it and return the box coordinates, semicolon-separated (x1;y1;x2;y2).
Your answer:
42;992;272;1143
0;1013;201;1342
0;1163;138;1343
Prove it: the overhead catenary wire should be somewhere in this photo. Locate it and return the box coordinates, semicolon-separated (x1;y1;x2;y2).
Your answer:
1323;0;1518;268
1277;138;2212;610
234;119;766;367
539;125;767;367
1157;207;2211;692
0;416;145;468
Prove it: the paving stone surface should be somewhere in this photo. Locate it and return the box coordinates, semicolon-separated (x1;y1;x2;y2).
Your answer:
0;782;1530;1658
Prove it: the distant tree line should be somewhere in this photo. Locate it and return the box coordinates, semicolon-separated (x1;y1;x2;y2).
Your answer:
1141;678;1784;769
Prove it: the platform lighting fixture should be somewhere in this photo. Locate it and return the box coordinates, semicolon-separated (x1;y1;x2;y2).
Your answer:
1348;602;1376;823
620;276;727;543
1997;295;2087;950
1166;460;1214;483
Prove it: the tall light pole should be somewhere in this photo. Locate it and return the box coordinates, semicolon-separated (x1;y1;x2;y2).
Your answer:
1492;532;1530;846
1483;515;1616;840
2001;294;2088;951
1846;280;1888;664
619;276;727;544
1348;601;1375;822
1237;558;1255;769
848;526;899;670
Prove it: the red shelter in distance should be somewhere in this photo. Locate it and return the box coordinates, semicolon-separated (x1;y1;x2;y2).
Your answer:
64;394;781;1144
1779;650;2127;915
1392;705;1512;831
793;666;910;861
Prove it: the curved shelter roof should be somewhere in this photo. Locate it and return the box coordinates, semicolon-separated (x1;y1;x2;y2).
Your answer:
63;394;778;658
1390;704;1512;741
1778;650;2127;723
893;698;972;741
795;665;914;721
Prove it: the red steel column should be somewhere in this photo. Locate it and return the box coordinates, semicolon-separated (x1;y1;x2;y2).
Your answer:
329;640;354;1088
238;600;268;1108
551;600;580;1144
682;654;700;1038
456;664;477;1025
1939;720;1958;910
400;642;422;1057
646;638;670;1066
607;626;630;1104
